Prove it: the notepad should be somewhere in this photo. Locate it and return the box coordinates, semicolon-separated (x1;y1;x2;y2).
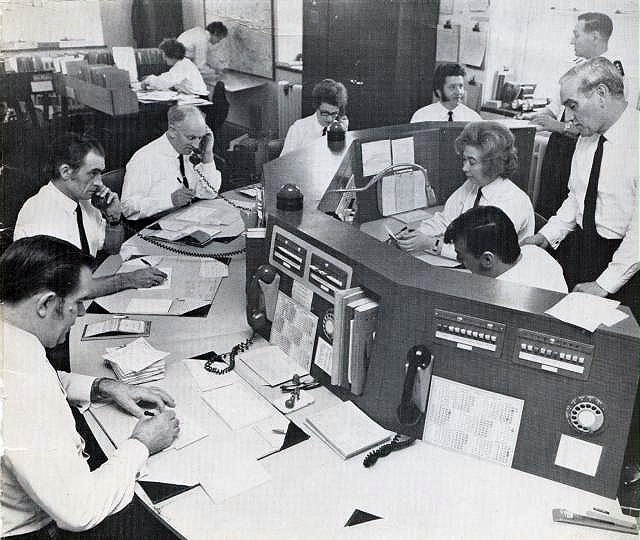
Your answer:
81;318;150;340
304;401;391;459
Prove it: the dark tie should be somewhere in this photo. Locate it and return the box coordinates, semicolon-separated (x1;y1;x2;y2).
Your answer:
473;187;483;208
178;154;189;189
322;126;327;136
75;204;90;255
448;111;453;122
582;135;606;235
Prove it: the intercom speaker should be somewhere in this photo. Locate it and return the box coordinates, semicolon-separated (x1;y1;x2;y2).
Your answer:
565;395;606;435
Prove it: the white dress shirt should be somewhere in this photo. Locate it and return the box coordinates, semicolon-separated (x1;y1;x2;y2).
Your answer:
177;26;225;76
281;113;349;156
539;104;639;293
1;322;148;536
144;58;208;96
419;177;535;259
122;134;222;220
14;182;106;257
410;102;482;123
498;245;568;293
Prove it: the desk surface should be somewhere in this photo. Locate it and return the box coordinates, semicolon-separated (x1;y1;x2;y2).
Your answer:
220;70;270;93
71;208;632;540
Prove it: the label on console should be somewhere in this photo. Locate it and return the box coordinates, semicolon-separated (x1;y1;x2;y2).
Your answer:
554;434;602;477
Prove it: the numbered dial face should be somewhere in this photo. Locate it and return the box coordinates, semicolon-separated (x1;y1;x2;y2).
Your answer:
321;309;335;343
566;396;606;434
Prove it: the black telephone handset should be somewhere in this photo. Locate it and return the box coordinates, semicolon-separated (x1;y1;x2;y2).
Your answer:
189;132;212;166
246;264;279;332
91;191;110;211
397;344;432;425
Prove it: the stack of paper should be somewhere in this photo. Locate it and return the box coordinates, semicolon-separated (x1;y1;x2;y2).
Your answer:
545;292;628;332
103;337;170;384
304;400;391;459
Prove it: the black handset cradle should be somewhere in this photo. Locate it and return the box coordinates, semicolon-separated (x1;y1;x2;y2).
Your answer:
246;264;278;332
397;345;432;425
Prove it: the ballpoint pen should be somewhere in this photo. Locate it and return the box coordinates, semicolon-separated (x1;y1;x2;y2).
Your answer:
140;258;153;267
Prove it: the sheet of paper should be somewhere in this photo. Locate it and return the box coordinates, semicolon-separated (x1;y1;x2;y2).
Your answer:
239;345;307;386
291;280;313;310
141;267;172;290
136;90;179;102
183;359;241;391
391;137;415;164
423;376;524;467
314;337;333;376
252;414;290;453
413;251;462;267
175;205;219;223
237;187;258;198
555;434;602;476
393;208;431;224
147;229;188;242
111;46;138;83
157;218;191;232
103;337;169;373
436;24;460;63
125;298;173;315
117;256;163;272
459;26;488;68
201;381;275;430
545;292;622;332
270;292;319;372
199;259;229;278
361;139;391;177
84;318;145;337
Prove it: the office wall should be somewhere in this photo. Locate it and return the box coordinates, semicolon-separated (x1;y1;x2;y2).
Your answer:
100;0;134;46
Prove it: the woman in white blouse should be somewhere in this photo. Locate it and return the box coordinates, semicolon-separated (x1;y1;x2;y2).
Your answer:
142;38;208;97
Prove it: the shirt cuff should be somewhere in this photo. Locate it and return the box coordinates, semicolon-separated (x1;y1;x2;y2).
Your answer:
118;438;150;471
537;224;562;249
596;269;625;295
440;242;457;260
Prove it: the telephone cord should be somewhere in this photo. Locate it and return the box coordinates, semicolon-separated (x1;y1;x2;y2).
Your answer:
363;433;415;468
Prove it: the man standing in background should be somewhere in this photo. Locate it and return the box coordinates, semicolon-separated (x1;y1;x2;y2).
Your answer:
178;21;228;90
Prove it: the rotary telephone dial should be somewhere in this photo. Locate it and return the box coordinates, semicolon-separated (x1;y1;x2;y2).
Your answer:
246;264;280;333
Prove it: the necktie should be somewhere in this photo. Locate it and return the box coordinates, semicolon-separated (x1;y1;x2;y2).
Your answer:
473;187;483;208
75;204;90;255
447;110;453;122
178;154;189;189
322;126;327;136
582;135;606;235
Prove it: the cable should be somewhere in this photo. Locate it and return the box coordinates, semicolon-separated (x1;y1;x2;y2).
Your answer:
203;333;255;375
363;433;415;468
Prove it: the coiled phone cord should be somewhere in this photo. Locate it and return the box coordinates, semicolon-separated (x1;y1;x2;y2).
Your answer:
363;433;415;468
203;333;255;375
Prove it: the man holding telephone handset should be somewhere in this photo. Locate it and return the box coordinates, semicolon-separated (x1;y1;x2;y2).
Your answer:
121;105;222;221
14;133;167;298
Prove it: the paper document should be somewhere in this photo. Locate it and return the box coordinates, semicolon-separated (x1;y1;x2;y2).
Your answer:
201;381;275;430
125;298;173;315
183;359;241;391
117;256;163;271
103;337;169;373
545;292;626;332
239;345;308;386
84;318;146;337
361;139;392;177
391;137;415;164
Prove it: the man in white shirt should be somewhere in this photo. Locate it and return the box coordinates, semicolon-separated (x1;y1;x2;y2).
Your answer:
14;133;167;299
281;79;349;155
122;105;222;220
142;39;207;96
1;236;180;538
410;63;482;123
444;206;568;293
178;21;228;89
524;58;638;317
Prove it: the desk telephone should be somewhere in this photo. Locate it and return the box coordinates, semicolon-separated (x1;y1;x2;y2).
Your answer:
246;264;280;333
364;345;433;467
188;132;213;166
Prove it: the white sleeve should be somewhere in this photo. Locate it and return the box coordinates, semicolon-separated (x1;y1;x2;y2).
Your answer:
144;65;182;91
418;186;466;238
281;121;305;155
122;153;175;220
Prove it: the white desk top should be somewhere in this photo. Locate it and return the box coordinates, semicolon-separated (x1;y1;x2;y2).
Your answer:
70;207;633;540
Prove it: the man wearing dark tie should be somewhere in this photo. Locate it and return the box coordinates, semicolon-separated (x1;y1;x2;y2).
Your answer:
524;57;638;318
121;105;222;220
14;133;166;299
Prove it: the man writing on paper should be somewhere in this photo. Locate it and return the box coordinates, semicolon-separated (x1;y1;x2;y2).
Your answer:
444;206;568;293
523;58;638;319
121;105;222;220
14;133;167;298
0;236;180;539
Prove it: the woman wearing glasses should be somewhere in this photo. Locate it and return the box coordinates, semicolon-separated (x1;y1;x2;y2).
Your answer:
281;79;349;155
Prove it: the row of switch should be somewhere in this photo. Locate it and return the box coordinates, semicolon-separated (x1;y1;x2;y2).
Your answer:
437;323;497;343
519;343;585;364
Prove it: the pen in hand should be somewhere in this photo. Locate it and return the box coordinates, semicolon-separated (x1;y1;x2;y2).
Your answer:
140;258;153;267
144;410;155;417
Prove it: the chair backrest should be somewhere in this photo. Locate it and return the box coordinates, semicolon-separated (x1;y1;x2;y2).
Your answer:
101;168;125;197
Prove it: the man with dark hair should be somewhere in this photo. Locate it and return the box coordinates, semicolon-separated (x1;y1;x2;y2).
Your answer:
14;133;167;298
1;236;180;538
142;38;207;96
410;63;481;122
178;20;228;88
445;206;567;293
281;78;349;155
524;58;638;316
122;105;221;220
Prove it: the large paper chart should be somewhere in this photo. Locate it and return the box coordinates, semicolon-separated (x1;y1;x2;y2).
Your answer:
270;291;318;372
423;376;523;467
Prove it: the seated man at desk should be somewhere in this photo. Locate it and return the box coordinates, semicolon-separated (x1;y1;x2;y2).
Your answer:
14;133;167;298
142;38;208;97
122;105;222;220
0;236;180;539
178;20;228;89
397;121;534;259
410;63;482;123
444;206;568;293
281;78;349;155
